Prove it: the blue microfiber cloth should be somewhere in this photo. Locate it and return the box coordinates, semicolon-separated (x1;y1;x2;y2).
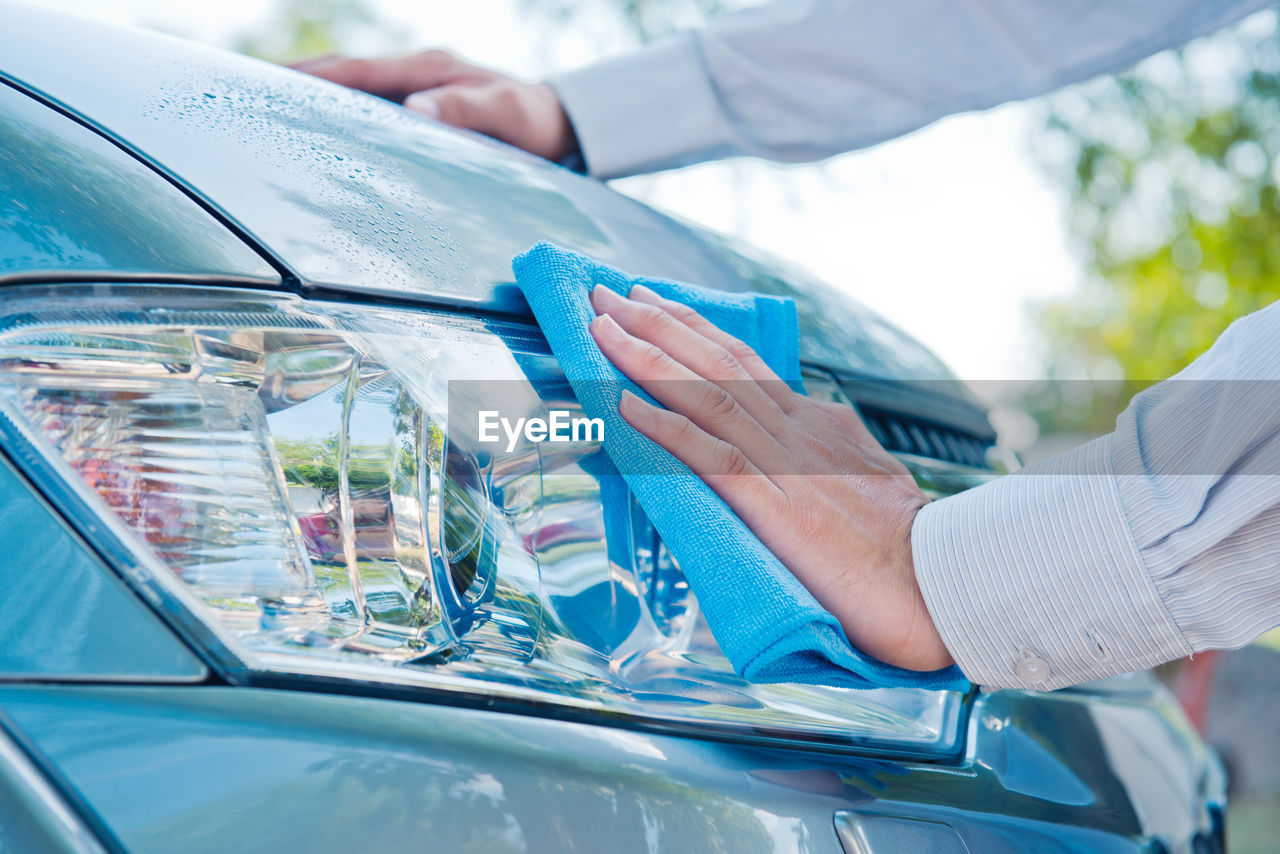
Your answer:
512;242;968;692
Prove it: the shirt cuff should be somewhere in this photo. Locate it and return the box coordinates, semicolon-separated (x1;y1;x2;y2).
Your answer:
911;435;1193;690
547;32;732;179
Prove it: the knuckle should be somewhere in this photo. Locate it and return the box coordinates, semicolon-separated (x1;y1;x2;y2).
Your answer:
766;378;799;404
491;84;523;113
418;47;457;65
636;341;671;375
634;303;678;338
429;91;459;121
713;442;753;477
709;345;742;376
698;384;741;423
777;390;807;415
724;337;758;364
432;90;472;124
670;414;704;447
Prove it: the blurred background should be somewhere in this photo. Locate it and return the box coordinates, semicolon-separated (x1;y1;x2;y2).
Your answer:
32;0;1280;848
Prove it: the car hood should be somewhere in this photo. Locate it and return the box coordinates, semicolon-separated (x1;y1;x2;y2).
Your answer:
0;1;966;393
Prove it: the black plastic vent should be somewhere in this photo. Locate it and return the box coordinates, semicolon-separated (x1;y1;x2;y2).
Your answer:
800;367;997;470
857;407;993;469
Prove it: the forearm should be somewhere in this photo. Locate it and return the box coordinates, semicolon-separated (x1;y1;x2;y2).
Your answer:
551;0;1272;178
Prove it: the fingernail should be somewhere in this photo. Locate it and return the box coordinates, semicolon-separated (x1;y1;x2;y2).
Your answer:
590;284;624;313
404;92;440;118
628;283;659;301
619;389;643;414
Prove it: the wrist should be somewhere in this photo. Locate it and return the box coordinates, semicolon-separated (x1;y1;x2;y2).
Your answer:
532;82;581;164
826;490;953;672
897;495;956;671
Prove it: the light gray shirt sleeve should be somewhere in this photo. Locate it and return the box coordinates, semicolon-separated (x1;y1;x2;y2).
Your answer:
913;302;1280;690
549;0;1273;178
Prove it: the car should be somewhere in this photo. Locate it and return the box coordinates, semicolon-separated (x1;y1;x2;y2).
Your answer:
0;4;1225;853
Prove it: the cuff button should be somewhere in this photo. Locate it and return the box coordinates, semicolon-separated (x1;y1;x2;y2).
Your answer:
1015;656;1051;684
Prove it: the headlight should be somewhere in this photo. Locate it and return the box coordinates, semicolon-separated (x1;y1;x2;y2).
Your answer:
0;285;967;755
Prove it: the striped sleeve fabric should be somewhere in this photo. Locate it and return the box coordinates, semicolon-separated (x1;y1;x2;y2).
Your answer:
549;0;1271;179
913;302;1280;690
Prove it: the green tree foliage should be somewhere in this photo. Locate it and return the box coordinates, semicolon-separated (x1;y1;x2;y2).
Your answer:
233;0;407;63
1034;13;1280;432
518;0;737;43
276;434;346;493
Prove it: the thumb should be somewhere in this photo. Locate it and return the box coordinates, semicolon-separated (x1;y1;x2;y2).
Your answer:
404;90;442;119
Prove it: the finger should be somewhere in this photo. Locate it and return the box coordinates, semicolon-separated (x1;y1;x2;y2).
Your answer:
288;54;340;71
405;84;510;137
626;283;798;410
407;84;534;144
618;390;785;516
403;89;442;120
590;285;789;432
590;313;786;469
291;50;473;100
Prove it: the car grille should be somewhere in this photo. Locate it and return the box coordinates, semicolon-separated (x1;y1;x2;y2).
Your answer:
856;406;993;469
801;367;996;471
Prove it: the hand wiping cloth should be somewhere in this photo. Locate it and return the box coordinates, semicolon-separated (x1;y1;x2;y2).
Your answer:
512;242;968;691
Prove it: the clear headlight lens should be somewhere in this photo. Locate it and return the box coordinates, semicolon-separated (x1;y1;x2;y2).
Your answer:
0;285;969;755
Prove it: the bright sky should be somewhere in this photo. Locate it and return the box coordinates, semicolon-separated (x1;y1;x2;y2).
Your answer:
39;0;1084;383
